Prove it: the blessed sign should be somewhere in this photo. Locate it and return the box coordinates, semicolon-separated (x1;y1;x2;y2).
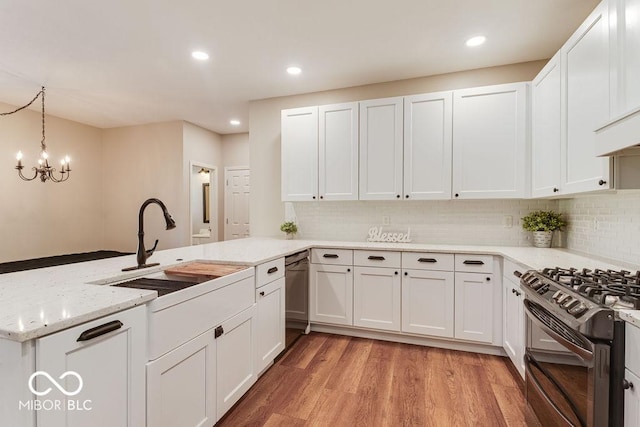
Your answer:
367;226;412;243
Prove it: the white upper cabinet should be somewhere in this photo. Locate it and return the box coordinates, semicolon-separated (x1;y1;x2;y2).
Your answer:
319;103;359;201
561;1;613;193
359;97;404;200
403;92;453;200
281;107;318;201
531;53;562;198
452;82;529;199
616;0;640;114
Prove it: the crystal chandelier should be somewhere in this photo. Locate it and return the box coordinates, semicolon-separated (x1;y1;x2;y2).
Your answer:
2;86;71;182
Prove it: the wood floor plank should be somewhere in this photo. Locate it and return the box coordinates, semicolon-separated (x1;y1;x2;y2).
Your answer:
324;337;373;394
219;333;528;427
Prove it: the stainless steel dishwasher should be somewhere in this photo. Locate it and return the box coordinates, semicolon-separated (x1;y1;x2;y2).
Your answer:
284;250;309;349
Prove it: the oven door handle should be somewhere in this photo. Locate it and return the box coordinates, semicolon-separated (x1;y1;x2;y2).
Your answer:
525;353;587;427
523;300;594;363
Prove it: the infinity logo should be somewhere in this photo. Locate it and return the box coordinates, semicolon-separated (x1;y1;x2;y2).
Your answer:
28;371;83;397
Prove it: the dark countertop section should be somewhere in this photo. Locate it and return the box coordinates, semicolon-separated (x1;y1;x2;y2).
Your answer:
0;250;132;274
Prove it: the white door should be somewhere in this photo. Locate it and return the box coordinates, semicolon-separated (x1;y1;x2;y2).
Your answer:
216;305;257;420
561;2;612;193
147;330;216;427
403;91;453;200
353;266;401;332
319;102;358;201
225;168;250;240
281;106;318;201
503;278;524;378
309;263;353;326
454;272;494;343
531;53;562;198
35;307;146;427
256;277;285;373
401;269;454;338
359;97;403;200
624;369;640;427
452;82;528;199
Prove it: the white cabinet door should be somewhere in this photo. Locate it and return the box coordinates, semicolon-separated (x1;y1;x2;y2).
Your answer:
310;263;353;326
561;1;612;194
147;330;216;427
35;307;146;427
359;97;403;200
216;304;257;420
502;278;525;378
532;53;562;198
281;106;318;201
625;369;640;427
353;266;401;332
616;0;640;114
401;269;454;338
452;82;528;199
403;92;453;200
256;277;285;373
319;103;358;201
454;272;494;343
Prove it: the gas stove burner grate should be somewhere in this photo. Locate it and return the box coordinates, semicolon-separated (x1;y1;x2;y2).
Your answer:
539;266;640;309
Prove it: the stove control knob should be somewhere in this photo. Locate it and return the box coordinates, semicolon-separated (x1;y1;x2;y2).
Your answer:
552;291;563;302
536;284;549;295
558;294;572;304
568;303;588;318
563;299;580;310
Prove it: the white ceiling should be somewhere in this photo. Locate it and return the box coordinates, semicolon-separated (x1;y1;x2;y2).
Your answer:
0;0;599;134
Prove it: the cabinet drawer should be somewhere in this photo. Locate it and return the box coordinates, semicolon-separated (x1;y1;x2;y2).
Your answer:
354;250;401;268
455;254;494;273
402;252;454;271
256;257;284;286
504;259;528;285
311;248;353;266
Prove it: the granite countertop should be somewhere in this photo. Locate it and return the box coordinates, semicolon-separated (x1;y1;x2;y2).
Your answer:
1;237;636;342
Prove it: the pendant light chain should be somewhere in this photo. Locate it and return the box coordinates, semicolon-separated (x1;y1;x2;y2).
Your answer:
41;86;46;152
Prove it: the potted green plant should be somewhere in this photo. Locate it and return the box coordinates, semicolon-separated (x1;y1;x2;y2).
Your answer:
280;221;298;240
521;210;566;248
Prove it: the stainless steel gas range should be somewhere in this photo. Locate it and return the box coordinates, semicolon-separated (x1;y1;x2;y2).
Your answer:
518;267;635;426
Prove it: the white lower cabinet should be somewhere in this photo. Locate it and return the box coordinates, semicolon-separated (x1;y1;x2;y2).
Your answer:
625;369;640;427
353;266;401;332
256;277;285;373
401;269;454;338
216;305;257;419
147;330;216;427
503;278;525;378
310;263;353;326
35;306;146;427
454;272;494;343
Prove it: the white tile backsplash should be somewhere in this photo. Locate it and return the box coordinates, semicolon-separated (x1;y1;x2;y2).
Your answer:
559;191;640;266
291;200;559;246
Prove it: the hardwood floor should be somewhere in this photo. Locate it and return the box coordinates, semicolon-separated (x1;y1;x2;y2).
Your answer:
217;333;530;426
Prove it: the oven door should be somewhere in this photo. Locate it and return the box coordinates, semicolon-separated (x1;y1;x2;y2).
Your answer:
524;299;609;427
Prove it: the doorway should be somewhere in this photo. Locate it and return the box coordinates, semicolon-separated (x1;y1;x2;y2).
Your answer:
224;167;250;240
190;162;218;245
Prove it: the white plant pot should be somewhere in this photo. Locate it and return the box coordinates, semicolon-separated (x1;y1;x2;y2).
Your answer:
285;233;294;240
533;231;553;248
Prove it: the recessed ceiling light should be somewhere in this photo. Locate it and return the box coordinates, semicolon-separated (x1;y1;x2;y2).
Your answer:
191;51;209;60
230;119;241;126
465;36;486;47
286;66;302;75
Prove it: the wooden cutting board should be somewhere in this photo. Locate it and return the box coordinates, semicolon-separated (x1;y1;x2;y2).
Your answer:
164;262;248;278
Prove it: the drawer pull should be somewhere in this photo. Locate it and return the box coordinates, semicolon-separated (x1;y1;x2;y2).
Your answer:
214;326;224;339
77;320;123;342
259;291;265;296
368;256;386;261
463;260;484;265
323;254;339;259
624;379;634;390
267;266;278;274
418;258;437;263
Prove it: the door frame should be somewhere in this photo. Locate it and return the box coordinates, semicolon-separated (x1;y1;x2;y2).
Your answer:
224;166;250;240
189;161;218;245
